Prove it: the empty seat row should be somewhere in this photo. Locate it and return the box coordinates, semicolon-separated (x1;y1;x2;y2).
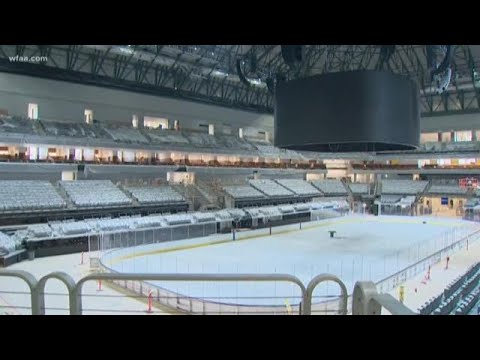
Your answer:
0;180;66;211
428;185;468;195
275;179;321;196
311;180;347;195
347;183;370;195
223;186;265;199
0;115;35;134
163;214;193;225
27;224;53;238
132;215;165;229
249;179;294;197
259;206;283;219
379;195;402;204
60;180;132;207
125;186;184;204
381;180;428;195
455;288;480;315
0;232;16;252
192;212;217;223
103;127;149;144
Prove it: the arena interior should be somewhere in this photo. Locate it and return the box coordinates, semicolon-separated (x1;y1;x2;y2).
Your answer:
1;45;480;315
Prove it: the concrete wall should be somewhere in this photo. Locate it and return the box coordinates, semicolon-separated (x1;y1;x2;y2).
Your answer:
0;72;274;135
421;113;480;132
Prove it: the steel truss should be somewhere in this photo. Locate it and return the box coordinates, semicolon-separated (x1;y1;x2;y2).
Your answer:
0;45;479;116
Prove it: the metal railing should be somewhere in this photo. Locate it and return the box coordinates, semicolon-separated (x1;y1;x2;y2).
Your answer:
0;269;410;315
352;281;415;315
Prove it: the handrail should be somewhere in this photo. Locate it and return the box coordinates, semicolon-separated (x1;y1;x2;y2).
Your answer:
352;281;415;315
72;272;308;315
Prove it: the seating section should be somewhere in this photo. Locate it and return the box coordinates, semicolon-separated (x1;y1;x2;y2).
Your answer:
348;183;370;195
0;232;16;252
419;262;480;315
244;207;262;218
223;186;265;199
184;132;220;148
41;120;84;138
40;120;107;139
0;181;66;211
163;214;193;225
294;203;311;212
125;186;185;204
275;179;321;196
381;180;428;195
0;115;321;163
397;196;416;206
455;286;480;315
278;205;295;214
97;218;131;232
60;180;132;207
215;210;235;221
103;126;149;144
311;180;347;196
27;224;53;238
49;221;92;236
259;206;283;220
427;185;468;195
12;201;351;243
226;208;247;219
217;134;256;151
0;115;35;134
132;215;164;229
253;144;305;160
249;179;294;197
380;195;402;204
144;129;190;145
192;212;216;223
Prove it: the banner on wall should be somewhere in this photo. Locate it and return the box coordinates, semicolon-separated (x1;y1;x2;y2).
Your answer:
441;197;449;205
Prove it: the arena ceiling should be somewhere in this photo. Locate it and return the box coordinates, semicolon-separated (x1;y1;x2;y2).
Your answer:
0;45;479;117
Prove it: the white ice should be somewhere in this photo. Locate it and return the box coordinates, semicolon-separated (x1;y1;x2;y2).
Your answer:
103;215;479;307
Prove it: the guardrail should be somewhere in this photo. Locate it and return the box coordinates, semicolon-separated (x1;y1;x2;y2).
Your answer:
0;269;409;315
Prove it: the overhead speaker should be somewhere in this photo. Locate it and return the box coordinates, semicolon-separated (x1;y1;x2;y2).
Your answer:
281;45;305;67
77;164;85;172
265;77;275;94
236;59;251;87
249;53;257;73
276;73;287;82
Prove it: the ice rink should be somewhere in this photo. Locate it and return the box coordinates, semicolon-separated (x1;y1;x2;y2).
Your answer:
102;215;479;307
